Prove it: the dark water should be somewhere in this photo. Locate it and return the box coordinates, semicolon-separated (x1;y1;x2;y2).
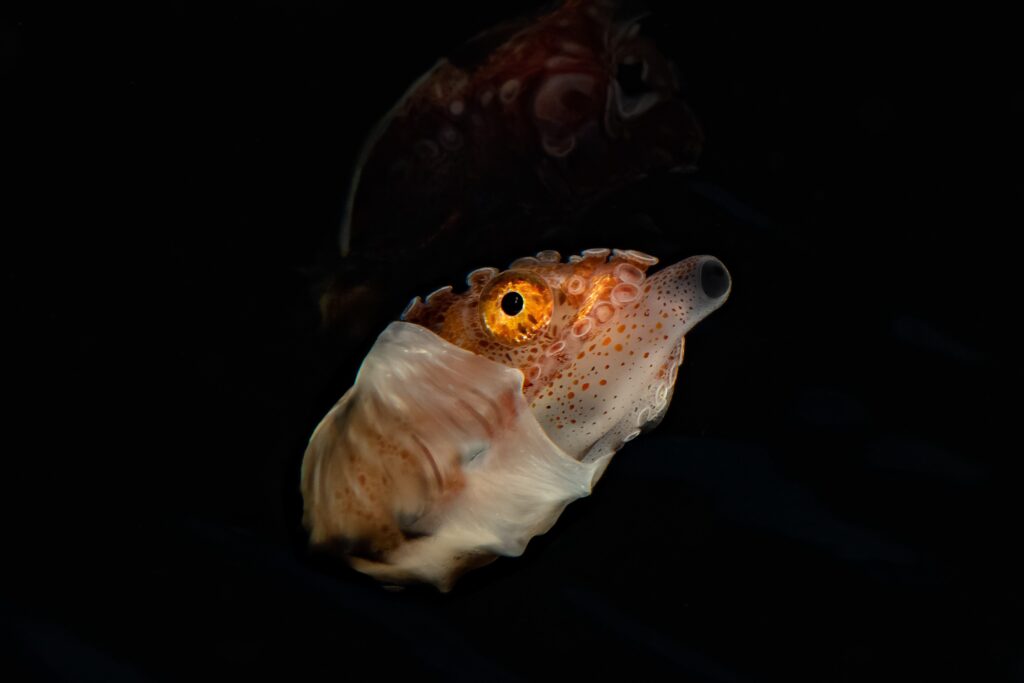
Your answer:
6;3;1022;681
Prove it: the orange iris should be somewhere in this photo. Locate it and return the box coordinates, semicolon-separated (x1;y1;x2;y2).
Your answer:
480;271;553;346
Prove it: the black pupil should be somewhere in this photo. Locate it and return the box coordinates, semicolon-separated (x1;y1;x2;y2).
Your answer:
501;291;524;316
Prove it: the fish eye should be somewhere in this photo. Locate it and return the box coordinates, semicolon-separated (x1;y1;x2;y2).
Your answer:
480;271;553;346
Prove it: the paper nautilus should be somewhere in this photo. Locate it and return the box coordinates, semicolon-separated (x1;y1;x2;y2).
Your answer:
301;248;731;590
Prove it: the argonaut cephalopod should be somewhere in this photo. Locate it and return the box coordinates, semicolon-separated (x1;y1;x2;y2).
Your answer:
302;248;730;590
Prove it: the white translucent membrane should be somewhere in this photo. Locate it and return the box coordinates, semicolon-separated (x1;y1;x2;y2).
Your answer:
301;323;615;591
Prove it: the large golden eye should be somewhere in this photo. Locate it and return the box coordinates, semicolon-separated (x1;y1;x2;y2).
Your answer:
480;271;554;346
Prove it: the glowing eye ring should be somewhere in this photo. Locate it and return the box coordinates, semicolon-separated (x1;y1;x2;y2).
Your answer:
480;270;554;346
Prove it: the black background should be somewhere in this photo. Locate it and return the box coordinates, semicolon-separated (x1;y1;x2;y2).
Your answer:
6;2;1023;681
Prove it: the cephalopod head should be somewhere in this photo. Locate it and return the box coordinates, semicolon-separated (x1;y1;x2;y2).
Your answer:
403;248;731;460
